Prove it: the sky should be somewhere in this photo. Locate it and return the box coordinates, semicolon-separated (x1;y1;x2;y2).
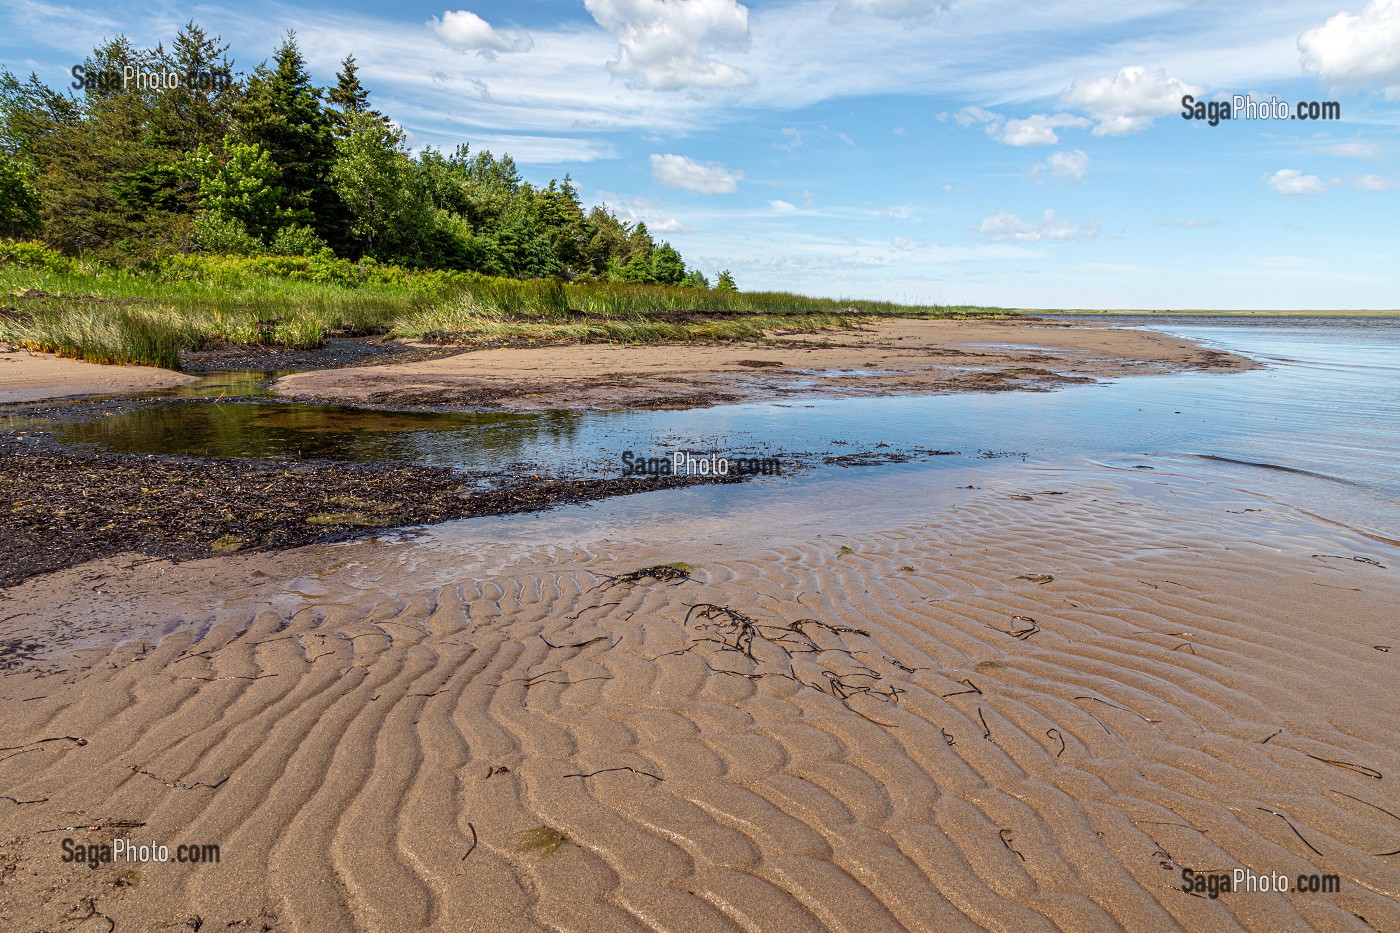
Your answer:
3;0;1399;309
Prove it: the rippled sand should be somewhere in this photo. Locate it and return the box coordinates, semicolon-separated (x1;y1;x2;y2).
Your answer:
1;467;1397;931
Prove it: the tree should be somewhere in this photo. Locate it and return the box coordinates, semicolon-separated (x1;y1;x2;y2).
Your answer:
330;108;429;260
649;242;685;285
32;37;191;253
0;152;40;237
327;54;382;137
185;136;284;240
234;32;337;236
148;22;236;153
716;270;737;292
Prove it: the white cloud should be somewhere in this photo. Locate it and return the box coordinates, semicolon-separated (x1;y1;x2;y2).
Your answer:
455;134;617;164
953;107;1089;146
1154;218;1220;229
996;113;1091;146
430;10;533;56
1313;140;1383;159
978;209;1099;242
1299;0;1400;97
769;198;799;213
834;0;950;21
1033;149;1090;184
584;0;751;89
1062;66;1204;135
650;153;743;193
1356;173;1397;191
954;106;1000;127
1264;168;1330;196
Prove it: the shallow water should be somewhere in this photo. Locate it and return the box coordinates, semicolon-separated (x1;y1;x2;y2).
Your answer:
14;315;1399;538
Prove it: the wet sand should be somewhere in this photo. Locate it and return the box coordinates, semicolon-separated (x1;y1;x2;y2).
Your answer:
274;318;1255;411
0;349;197;403
1;465;1396;931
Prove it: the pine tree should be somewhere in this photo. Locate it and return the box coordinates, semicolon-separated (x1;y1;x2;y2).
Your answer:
233;32;337;237
327;54;382;137
716;270;738;292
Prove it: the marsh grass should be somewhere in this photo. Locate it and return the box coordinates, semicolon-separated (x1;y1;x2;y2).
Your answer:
1;244;1013;369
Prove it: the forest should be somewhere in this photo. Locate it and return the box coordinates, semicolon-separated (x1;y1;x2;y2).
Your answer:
0;23;732;289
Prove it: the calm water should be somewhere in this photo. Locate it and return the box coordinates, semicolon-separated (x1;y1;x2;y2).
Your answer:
13;315;1399;538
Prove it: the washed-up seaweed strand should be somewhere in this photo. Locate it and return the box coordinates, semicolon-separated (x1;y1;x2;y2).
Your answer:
1328;791;1400;857
1257;807;1324;857
563;766;663;781
1305;754;1382;780
1046;728;1065;758
461;823;478;860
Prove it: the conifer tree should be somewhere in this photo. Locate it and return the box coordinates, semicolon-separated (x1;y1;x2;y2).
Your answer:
233;32;336;236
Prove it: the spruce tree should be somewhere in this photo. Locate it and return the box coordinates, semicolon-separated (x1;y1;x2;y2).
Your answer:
327;54;382;137
233;32;337;237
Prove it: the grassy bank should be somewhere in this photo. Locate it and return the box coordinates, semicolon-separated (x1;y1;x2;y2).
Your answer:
0;241;1013;369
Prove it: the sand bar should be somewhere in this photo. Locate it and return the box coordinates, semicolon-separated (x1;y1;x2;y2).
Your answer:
274;318;1255;411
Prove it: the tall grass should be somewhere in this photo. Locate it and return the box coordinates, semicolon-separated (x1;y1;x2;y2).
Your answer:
0;241;1013;368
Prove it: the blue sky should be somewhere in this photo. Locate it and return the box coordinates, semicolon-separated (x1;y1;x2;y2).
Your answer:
4;0;1399;308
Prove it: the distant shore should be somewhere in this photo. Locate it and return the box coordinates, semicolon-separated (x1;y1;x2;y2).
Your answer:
1024;308;1400;316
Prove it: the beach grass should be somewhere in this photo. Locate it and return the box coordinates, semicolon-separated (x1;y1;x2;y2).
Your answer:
0;242;1014;369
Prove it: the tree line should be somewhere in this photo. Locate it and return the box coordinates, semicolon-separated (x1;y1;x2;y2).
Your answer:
0;23;736;289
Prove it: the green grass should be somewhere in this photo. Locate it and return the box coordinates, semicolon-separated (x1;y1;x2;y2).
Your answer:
0;241;1015;369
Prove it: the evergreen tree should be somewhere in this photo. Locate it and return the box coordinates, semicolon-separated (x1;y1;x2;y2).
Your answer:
149;22;235;153
327;54;381;137
233;32;337;237
716;270;738;292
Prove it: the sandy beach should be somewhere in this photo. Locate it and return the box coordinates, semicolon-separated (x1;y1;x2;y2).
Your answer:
1;463;1396;931
0;349;197;404
274;318;1254;411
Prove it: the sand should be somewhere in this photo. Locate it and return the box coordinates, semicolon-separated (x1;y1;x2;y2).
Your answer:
273;318;1255;411
1;464;1396;931
0;349;197;404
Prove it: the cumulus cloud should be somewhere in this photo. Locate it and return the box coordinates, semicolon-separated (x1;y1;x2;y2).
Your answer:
1032;149;1089;184
431;10;533;56
585;0;751;89
1356;173;1398;191
1264;169;1330;196
997;113;1091;146
650;153;743;193
978;209;1099;242
1299;0;1400;97
1314;140;1383;159
1062;66;1204;135
1154;218;1220;229
953;107;1089;146
834;0;950;21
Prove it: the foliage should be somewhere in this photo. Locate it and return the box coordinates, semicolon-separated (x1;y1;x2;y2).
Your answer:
1;24;727;287
0;152;40;237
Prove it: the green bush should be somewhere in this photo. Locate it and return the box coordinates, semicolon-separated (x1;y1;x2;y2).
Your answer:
0;238;76;273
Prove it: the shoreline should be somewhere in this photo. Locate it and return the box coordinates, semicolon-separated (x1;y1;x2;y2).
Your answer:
1024;308;1400;316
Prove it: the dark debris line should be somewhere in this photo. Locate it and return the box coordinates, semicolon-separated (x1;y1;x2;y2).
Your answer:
0;436;736;588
